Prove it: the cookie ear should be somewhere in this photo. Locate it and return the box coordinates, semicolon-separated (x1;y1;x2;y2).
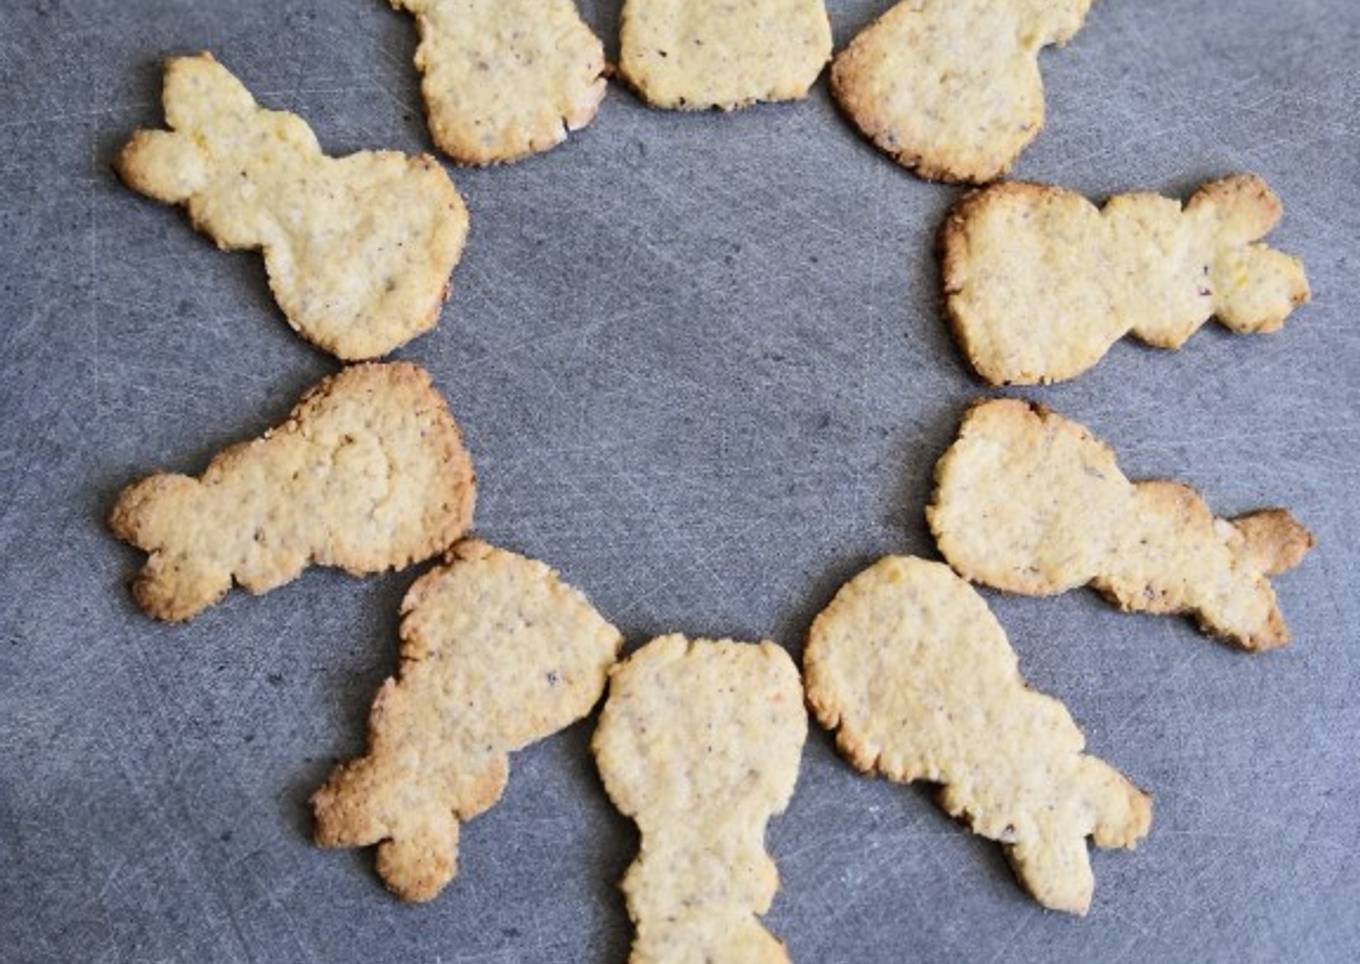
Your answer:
1233;509;1316;576
109;474;230;621
375;814;461;903
116;129;208;203
1211;243;1311;334
1007;832;1095;916
1082;757;1154;850
1192;174;1283;242
161;53;256;126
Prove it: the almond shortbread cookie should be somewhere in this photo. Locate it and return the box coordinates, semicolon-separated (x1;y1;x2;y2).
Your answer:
593;635;806;962
831;0;1092;183
312;540;622;902
941;176;1311;384
805;555;1152;915
619;0;832;111
928;399;1314;650
392;0;607;164
117;53;468;360
109;363;474;622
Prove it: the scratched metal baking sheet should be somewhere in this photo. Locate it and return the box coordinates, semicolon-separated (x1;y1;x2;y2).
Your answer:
1;1;1357;961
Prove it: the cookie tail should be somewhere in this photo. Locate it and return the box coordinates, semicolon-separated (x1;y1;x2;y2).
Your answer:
1211;244;1310;335
1081;757;1153;851
109;473;229;621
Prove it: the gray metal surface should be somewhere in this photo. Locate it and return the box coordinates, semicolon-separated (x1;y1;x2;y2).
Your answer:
1;1;1357;961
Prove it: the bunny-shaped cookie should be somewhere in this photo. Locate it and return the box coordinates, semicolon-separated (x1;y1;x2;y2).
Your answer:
118;53;468;360
312;540;622;902
941;176;1310;384
392;0;606;164
594;636;806;962
806;555;1152;914
110;364;474;622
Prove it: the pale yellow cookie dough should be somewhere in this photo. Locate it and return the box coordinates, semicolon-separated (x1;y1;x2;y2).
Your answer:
831;0;1091;183
927;399;1315;650
109;363;475;622
593;635;806;962
619;0;832;111
805;555;1152;915
117;52;468;360
940;176;1311;384
312;540;622;902
392;0;607;164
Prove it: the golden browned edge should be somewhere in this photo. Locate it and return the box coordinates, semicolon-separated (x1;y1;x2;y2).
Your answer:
373;153;466;361
924;398;1315;650
1234;508;1317;576
616;69;824;115
1189;173;1281;229
107;362;476;622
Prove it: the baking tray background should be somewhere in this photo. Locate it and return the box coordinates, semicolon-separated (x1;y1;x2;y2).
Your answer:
1;1;1356;961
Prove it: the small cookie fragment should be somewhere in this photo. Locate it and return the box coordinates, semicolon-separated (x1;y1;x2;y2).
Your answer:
831;0;1092;183
940;176;1311;384
311;540;622;902
619;0;832;111
109;363;475;622
117;52;468;360
805;556;1152;915
393;0;607;164
593;635;806;962
927;399;1315;650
